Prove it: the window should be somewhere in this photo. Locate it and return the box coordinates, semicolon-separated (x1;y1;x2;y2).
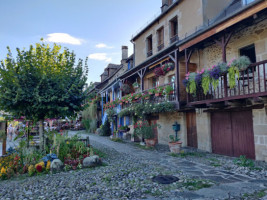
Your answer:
146;35;153;57
168;75;175;83
240;44;256;63
152;77;159;88
157;27;164;51
170;16;178;44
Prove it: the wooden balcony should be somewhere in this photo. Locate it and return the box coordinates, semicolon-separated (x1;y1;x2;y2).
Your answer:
187;60;267;106
122;82;176;109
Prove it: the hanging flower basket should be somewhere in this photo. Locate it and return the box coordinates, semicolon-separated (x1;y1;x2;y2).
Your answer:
121;84;132;94
154;67;165;77
132;82;139;89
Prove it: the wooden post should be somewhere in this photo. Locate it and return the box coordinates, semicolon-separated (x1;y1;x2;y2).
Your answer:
185;48;193;74
1;121;7;155
137;67;147;92
214;32;232;98
169;50;180;107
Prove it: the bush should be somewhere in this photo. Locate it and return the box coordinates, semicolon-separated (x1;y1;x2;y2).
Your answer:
82;119;90;133
102;120;111;136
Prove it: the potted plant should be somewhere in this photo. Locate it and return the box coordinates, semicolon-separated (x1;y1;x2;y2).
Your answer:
164;85;174;95
148;88;156;95
121;84;132;94
154;67;165;77
134;121;160;147
168;135;182;153
142;94;150;100
132;81;139;89
155;86;164;96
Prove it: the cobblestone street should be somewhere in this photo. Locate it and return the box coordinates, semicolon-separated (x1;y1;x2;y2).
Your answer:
0;132;266;200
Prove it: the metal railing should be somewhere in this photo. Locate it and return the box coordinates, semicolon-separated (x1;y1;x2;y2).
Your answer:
157;44;165;51
147;50;153;57
188;60;267;105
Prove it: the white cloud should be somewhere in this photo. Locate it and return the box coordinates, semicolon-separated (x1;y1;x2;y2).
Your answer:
95;43;114;49
45;33;84;45
88;53;112;62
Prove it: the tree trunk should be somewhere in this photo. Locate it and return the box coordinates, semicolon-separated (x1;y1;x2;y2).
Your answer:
1;121;7;155
39;120;44;151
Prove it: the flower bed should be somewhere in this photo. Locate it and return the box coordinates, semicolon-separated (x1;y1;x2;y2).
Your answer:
0;133;103;180
182;56;251;95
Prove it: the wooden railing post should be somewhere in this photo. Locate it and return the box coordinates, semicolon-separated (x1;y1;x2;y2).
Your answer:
214;32;232;98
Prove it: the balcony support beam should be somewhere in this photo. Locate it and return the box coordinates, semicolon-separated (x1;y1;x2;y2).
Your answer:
185;48;193;73
214;32;233;62
137;67;147;92
174;50;180;106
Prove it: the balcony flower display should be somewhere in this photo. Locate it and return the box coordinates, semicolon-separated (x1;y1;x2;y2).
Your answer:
162;62;174;73
120;83;132;94
142;93;150;100
183;56;251;95
155;86;165;96
164;85;174;95
148;88;156;95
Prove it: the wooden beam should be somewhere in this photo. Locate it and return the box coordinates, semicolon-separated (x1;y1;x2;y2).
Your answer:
185;49;193;73
169;54;175;63
179;1;267;51
149;57;170;69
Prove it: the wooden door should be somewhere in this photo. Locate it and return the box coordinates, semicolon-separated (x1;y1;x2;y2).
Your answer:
231;110;255;159
211;110;255;159
211;112;233;156
186;112;198;148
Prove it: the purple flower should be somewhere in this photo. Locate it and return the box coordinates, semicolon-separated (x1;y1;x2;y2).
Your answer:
195;73;202;85
182;79;189;87
209;66;221;80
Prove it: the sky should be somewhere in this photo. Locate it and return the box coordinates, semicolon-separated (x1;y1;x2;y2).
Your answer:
0;0;161;83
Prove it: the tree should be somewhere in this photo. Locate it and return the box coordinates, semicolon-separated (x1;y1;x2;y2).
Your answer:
0;40;88;150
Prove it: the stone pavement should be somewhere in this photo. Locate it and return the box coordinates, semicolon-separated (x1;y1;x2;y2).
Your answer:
72;131;267;199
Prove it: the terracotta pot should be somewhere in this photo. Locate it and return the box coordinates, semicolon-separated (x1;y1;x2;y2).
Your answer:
168;141;182;153
155;93;162;97
145;138;156;147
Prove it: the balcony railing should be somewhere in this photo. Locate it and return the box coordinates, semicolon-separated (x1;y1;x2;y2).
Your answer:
147;50;153;57
157;43;164;51
188;60;267;105
170;34;179;44
122;82;176;109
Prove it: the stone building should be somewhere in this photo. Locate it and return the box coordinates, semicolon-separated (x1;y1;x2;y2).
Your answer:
95;0;267;161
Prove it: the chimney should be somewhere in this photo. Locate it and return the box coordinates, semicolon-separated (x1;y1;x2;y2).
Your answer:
122;46;128;60
161;0;168;13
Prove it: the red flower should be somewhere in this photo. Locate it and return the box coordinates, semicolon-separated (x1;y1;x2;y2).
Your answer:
36;165;43;173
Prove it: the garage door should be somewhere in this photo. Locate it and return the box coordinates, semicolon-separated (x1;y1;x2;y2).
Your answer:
211;110;255;159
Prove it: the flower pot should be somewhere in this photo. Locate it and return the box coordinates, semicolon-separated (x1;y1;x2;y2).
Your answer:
168;141;182;153
155;93;162;97
145;138;156;147
145;97;150;100
149;92;153;95
125;101;129;103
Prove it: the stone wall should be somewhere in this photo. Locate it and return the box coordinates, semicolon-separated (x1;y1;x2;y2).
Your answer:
253;108;267;162
157;112;186;146
195;109;212;152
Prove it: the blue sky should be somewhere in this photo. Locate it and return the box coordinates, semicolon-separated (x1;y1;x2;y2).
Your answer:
0;0;161;83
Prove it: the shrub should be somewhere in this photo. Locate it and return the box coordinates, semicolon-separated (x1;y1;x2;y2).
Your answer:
102;120;111;136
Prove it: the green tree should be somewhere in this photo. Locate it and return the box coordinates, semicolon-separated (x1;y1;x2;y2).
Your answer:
0;40;88;150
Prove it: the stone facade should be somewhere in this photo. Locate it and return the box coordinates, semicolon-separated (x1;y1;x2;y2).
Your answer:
157;112;186;146
253;108;267;161
196;109;212;152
